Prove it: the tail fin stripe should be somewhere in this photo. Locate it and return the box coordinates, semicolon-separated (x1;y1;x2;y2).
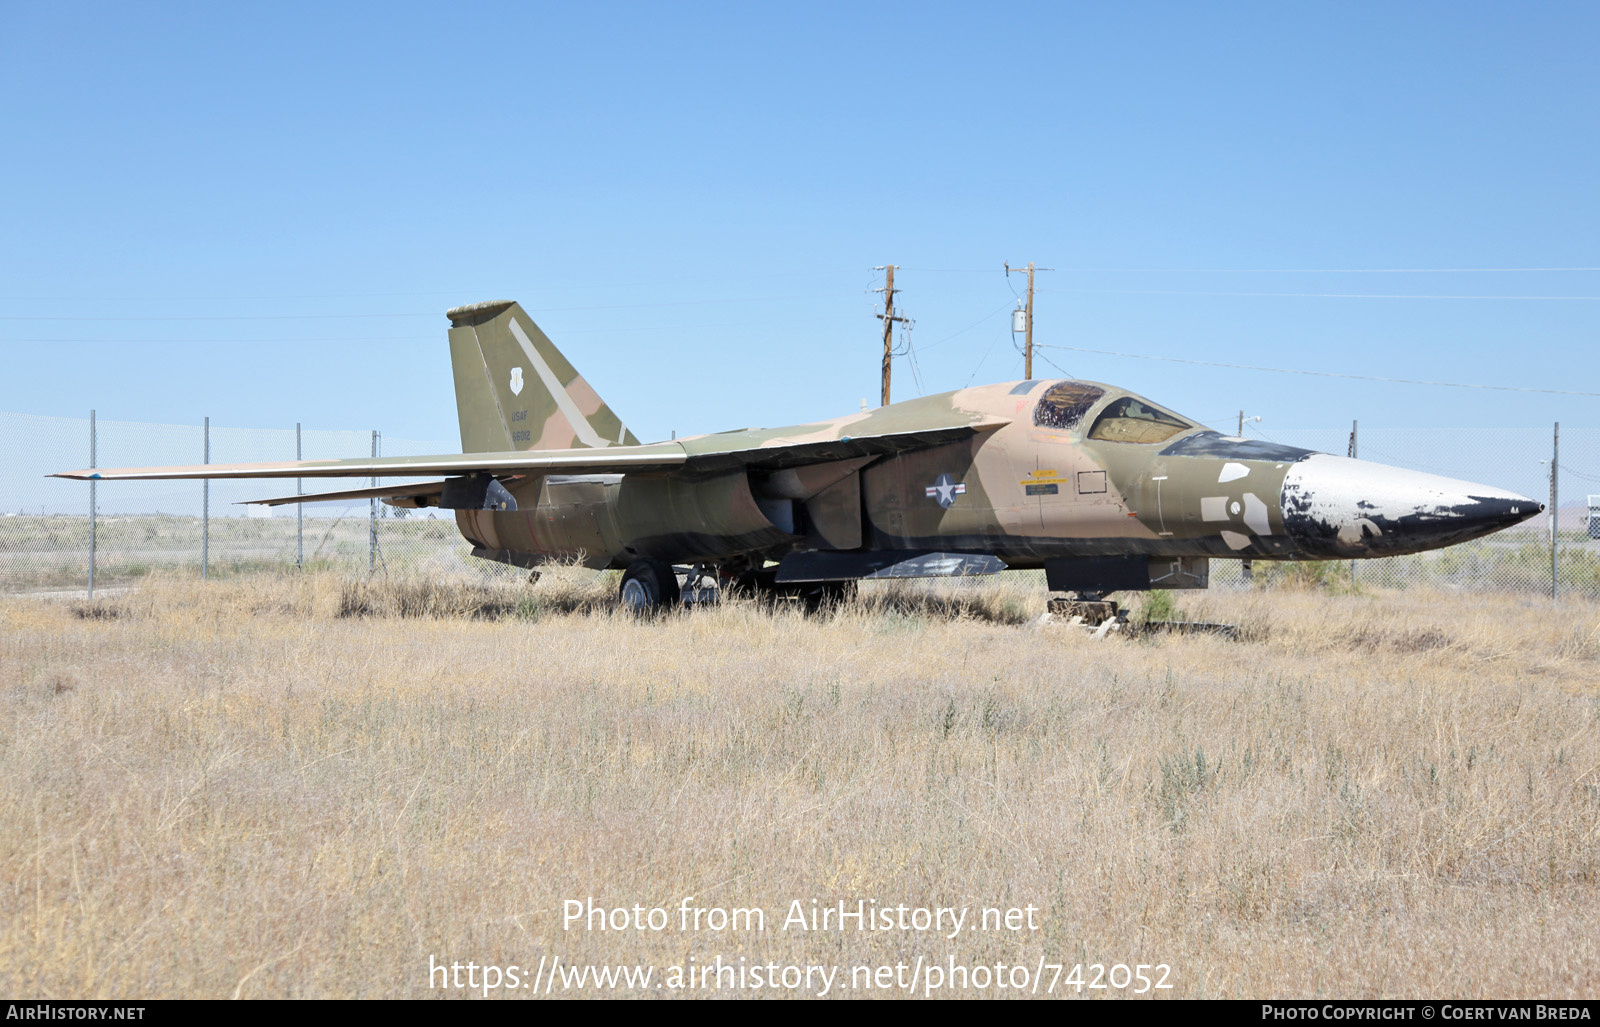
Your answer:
507;318;609;448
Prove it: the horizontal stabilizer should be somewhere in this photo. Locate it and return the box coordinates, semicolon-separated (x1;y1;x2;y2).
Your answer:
240;480;451;507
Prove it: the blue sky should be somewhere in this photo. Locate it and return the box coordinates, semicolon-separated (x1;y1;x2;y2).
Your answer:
1;1;1595;448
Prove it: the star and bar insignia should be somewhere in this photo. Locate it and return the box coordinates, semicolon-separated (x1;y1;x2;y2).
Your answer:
925;473;967;508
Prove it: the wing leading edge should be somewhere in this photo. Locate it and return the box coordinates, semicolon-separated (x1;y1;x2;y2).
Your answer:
52;416;1011;487
51;443;686;482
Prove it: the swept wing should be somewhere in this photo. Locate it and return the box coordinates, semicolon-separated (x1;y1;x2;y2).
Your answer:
53;410;1010;494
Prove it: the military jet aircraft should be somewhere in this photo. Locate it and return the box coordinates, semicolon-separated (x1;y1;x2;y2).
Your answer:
55;300;1544;609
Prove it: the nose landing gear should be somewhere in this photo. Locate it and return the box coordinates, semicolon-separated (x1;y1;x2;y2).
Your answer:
1046;591;1128;634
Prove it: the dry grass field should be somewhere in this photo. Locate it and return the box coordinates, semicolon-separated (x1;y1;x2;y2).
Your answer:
2;569;1597;999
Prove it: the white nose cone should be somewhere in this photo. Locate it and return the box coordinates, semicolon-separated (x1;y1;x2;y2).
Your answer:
1281;454;1541;557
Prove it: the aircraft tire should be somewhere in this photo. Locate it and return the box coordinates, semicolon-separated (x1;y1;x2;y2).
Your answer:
619;560;681;611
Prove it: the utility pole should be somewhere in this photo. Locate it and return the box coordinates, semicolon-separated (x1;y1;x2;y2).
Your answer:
1006;262;1054;379
873;265;911;406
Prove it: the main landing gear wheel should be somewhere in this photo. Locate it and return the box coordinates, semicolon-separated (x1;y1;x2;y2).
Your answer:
619;559;681;611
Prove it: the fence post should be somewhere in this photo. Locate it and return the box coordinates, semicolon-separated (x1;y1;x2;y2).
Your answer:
1348;419;1358;588
369;429;378;574
88;410;96;599
296;422;303;571
202;415;210;581
1551;422;1559;603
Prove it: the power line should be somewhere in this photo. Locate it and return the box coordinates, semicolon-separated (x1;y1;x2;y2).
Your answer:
918;303;1012;350
526;293;846;313
0;292;857;323
1047;288;1600;300
0;270;872;305
1057;266;1600;274
4;265;1592;306
563;316;860;335
903;332;926;396
964;329;1007;387
1031;348;1074;380
897;267;1003;273
7;270;1595;322
898;265;1600;274
0;312;438;322
0;290;472;304
1035;344;1600;397
0;314;864;344
0;336;433;344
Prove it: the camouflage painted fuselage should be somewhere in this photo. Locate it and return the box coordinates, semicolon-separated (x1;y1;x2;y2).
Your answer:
452;380;1535;575
58;299;1540;591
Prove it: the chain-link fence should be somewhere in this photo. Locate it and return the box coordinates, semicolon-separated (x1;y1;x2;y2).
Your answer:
0;411;512;593
2;411;1595;598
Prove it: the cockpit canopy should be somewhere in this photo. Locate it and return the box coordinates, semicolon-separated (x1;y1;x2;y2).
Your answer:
1032;381;1103;431
1031;380;1197;444
1086;396;1195;444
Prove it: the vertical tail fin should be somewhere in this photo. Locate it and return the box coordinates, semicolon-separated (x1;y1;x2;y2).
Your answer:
445;301;639;454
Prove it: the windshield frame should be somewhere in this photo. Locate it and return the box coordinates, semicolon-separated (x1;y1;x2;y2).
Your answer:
1028;380;1206;441
1080;389;1203;445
